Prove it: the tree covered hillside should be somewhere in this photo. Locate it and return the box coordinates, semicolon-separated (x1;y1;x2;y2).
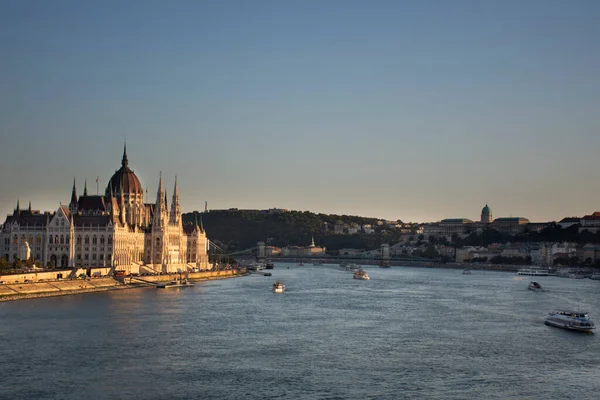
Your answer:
182;210;406;253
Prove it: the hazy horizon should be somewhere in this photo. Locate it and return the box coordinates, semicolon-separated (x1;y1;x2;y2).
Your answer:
1;1;599;224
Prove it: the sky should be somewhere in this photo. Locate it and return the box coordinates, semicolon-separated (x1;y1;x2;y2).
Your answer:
1;0;599;223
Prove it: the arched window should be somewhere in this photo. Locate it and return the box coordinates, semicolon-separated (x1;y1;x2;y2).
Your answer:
108;235;112;245
77;237;82;245
85;236;89;245
13;235;18;245
92;236;97;245
100;236;105;245
49;236;53;244
60;235;64;244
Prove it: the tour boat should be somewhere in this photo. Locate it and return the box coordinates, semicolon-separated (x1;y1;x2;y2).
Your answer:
264;262;274;270
157;278;194;289
545;310;595;333
272;281;285;293
517;267;549;276
246;262;265;272
353;269;370;280
340;263;361;273
528;281;542;291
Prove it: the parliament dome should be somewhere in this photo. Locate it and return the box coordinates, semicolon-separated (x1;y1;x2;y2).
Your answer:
106;144;144;195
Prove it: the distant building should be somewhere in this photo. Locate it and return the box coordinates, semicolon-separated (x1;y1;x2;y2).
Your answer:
481;204;492;224
281;237;326;257
491;217;529;235
526;222;550;233
439;218;474;236
558;217;580;229
580;212;600;233
583;244;600;264
1;144;209;273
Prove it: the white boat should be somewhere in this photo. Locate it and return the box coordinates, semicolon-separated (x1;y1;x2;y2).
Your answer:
462;269;472;275
339;263;361;272
246;262;265;271
353;269;370;280
545;309;595;333
590;272;600;280
528;281;542;291
517;267;549;276
272;281;285;293
157;278;194;288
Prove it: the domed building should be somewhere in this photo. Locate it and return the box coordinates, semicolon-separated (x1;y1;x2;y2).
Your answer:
481;204;492;224
1;144;210;274
105;143;149;228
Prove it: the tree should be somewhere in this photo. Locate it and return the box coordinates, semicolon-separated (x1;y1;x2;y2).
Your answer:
0;257;11;271
12;257;22;270
24;257;35;269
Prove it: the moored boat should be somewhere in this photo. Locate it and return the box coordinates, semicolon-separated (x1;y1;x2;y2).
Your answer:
157;278;194;288
353;269;370;280
545;310;595;333
339;263;361;273
462;269;472;275
590;272;600;280
517;267;549;276
528;281;542;291
272;281;285;293
246;262;265;271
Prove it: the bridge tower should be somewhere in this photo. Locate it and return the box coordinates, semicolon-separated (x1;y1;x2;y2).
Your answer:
257;241;266;261
380;243;391;267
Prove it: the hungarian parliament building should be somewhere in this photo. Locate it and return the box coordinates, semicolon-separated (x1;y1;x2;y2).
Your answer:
1;145;210;274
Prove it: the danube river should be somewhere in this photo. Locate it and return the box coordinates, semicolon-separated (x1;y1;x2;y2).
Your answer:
1;265;599;399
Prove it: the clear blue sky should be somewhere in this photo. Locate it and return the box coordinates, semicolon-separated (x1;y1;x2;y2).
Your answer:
1;0;599;223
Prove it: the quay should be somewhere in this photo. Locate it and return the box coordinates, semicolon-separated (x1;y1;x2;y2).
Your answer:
0;269;246;302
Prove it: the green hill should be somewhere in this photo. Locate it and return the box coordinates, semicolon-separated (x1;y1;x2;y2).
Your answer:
182;210;406;254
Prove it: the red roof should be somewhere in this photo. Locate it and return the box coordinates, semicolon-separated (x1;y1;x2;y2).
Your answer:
582;212;600;220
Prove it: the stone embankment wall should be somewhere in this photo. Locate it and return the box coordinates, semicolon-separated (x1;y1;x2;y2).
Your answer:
0;278;126;302
0;269;244;302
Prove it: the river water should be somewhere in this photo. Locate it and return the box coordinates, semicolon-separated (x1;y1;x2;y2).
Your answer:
1;264;599;399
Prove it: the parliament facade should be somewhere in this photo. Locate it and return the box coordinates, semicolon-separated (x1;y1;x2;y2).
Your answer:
1;145;210;274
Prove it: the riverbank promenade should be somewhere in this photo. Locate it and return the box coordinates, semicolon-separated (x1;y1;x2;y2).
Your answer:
0;269;245;302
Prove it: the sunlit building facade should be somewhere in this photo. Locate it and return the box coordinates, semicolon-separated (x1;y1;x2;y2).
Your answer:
1;145;210;273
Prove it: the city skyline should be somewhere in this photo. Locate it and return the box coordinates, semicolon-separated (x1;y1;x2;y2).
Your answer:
1;1;599;223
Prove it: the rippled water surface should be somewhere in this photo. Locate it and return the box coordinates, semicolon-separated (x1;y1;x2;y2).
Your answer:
2;264;600;399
